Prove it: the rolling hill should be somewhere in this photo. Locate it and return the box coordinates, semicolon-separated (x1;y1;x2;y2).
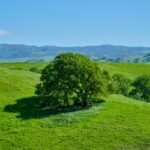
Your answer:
0;62;150;150
0;44;150;62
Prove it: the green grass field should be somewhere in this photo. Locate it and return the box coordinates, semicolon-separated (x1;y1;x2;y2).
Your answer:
0;62;150;150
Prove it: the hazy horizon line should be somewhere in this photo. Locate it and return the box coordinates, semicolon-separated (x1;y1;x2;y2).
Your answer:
1;43;150;48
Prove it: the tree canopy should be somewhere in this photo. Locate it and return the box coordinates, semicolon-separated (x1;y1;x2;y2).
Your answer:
130;75;150;102
36;53;110;108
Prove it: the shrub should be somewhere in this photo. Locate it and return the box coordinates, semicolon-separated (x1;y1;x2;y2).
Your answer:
111;74;131;96
130;75;150;102
29;67;41;73
36;53;110;108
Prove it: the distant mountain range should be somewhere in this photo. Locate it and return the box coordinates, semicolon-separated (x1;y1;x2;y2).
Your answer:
0;44;150;62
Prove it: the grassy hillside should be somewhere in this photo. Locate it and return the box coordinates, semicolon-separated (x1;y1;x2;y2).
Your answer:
98;62;150;79
0;62;150;150
1;61;150;78
0;62;48;71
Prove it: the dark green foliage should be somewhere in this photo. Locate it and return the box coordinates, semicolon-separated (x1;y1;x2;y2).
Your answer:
144;53;150;57
29;67;41;73
111;74;131;96
102;70;115;94
133;58;140;63
130;75;150;102
36;53;109;108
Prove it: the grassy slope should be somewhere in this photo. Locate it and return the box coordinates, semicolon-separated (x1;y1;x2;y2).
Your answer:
98;62;150;79
0;62;48;71
0;62;150;150
1;61;150;78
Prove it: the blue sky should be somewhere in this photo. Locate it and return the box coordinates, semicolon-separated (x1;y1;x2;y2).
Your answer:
0;0;150;46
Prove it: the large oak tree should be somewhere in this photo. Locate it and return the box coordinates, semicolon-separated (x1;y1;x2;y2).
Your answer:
36;53;110;108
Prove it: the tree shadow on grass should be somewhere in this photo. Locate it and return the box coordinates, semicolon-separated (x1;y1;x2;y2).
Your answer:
4;96;105;120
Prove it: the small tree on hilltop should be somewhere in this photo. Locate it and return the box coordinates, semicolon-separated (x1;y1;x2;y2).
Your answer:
36;53;110;108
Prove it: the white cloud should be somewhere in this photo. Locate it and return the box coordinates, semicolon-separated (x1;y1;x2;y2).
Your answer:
0;29;11;36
